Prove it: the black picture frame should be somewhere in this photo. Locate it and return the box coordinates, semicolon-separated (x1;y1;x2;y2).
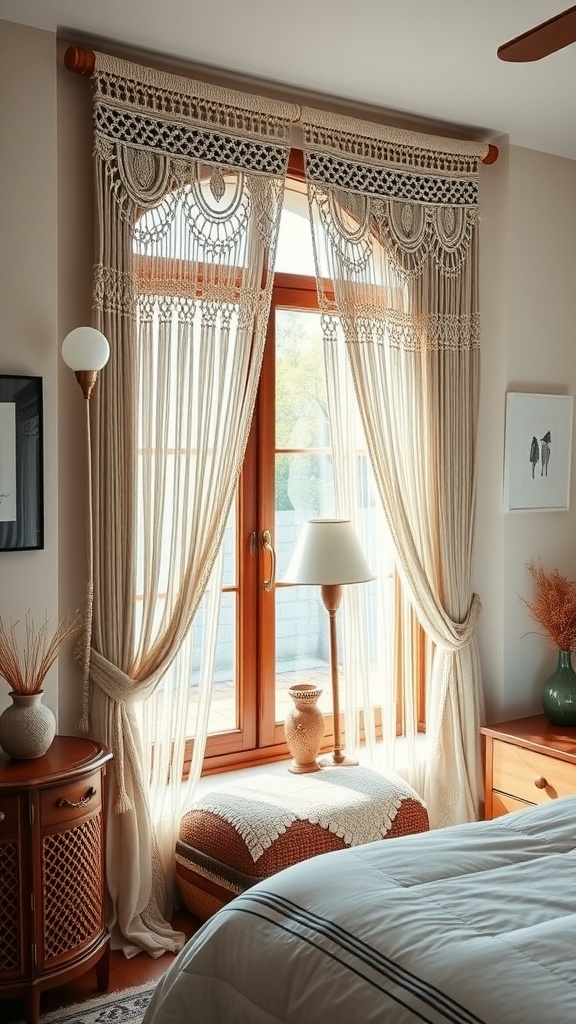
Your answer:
0;375;44;551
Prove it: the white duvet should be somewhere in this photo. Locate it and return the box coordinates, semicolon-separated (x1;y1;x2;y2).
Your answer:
144;797;576;1023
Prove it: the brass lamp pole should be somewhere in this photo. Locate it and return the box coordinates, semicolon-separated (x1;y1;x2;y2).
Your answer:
61;327;110;732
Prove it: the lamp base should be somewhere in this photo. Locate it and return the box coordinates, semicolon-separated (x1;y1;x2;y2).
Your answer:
318;752;359;768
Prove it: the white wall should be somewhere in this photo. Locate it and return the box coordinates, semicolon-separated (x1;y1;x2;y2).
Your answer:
2;19;576;734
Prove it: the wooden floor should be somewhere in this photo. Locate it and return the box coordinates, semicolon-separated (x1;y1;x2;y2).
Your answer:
3;910;200;1023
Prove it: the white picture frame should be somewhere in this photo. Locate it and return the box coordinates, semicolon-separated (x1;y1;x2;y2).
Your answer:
503;392;574;512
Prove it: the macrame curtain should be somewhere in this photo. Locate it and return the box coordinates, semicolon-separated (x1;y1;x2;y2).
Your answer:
321;314;426;784
75;45;492;957
301;108;487;827
86;51;295;956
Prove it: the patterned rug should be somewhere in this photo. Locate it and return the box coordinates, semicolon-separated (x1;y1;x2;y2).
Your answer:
39;984;155;1024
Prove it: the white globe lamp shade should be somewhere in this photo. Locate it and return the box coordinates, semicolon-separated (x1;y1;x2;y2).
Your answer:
61;327;110;372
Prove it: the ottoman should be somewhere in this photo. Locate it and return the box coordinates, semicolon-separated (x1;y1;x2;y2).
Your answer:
175;765;428;921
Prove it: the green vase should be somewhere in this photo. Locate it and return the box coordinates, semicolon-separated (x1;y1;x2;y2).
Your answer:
540;650;576;727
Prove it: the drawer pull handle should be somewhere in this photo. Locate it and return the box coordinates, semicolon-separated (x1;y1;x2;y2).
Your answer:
57;786;97;809
534;776;548;790
0;811;4;821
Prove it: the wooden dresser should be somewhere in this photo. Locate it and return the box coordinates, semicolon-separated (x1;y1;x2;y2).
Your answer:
481;715;576;819
0;736;113;1024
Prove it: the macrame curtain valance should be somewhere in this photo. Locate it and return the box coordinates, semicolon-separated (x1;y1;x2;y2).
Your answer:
90;51;298;317
299;105;482;361
91;50;298;197
300;105;485;281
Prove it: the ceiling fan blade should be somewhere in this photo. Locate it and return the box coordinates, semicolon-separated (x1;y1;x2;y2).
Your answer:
498;4;576;61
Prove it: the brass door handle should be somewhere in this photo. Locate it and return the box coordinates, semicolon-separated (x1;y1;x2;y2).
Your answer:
262;529;276;592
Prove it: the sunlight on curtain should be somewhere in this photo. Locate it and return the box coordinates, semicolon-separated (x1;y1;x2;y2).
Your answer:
274;189;420;769
87;51;296;956
302;108;488;826
322;312;425;782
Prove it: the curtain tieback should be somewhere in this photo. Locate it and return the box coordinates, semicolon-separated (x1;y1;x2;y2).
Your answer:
88;651;159;813
436;592;483;652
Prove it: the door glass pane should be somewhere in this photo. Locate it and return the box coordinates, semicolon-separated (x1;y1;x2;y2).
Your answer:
276;310;329;449
221;494;236;587
277;452;335;527
274;184;315;276
185;588;237;736
275;307;335;722
274;585;332;723
212;497;237;731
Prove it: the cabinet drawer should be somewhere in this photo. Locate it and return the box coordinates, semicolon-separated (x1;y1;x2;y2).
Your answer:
0;794;21;834
40;770;102;827
492;739;576;804
490;791;532;818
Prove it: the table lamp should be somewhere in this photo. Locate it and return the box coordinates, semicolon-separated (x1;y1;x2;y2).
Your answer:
283;518;375;767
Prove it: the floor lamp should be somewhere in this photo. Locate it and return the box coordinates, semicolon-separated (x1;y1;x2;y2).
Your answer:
61;326;110;732
283;518;375;767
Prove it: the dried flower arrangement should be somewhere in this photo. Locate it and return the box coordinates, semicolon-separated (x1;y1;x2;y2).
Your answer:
0;611;80;695
522;561;576;652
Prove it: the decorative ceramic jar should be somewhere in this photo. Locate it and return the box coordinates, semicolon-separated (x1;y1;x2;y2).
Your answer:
0;691;56;759
284;683;325;773
540;650;576;727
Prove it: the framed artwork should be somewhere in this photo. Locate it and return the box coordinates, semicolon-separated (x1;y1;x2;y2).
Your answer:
0;375;44;550
503;392;574;512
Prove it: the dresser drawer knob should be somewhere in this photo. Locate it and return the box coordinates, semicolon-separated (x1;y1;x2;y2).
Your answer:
0;811;4;821
534;776;548;790
57;786;97;809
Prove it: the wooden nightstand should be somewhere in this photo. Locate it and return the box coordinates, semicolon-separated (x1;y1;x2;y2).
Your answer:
481;715;576;819
0;736;113;1024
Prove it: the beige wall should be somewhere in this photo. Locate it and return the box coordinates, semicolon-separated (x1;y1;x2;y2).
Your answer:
0;22;60;721
2;19;576;734
476;144;576;722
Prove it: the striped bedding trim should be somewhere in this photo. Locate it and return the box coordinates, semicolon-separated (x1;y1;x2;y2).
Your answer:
228;890;485;1024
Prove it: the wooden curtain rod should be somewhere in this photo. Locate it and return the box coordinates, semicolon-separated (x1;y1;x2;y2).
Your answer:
63;45;499;165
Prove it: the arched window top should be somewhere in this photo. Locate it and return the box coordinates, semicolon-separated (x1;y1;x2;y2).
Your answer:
275;179;315;277
132;173;316;276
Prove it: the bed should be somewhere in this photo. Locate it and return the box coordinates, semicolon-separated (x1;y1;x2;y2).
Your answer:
143;797;576;1023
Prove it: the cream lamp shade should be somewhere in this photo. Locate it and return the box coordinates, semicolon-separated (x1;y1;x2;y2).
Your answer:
61;326;110;371
283;518;375;586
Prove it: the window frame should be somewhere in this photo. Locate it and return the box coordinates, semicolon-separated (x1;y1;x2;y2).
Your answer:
136;153;427;777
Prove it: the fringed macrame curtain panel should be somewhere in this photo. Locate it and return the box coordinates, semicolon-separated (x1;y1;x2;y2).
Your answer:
301;108;486;828
86;50;296;956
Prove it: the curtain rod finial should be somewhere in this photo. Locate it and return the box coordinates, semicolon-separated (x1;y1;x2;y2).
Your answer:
64;45;95;76
483;144;499;165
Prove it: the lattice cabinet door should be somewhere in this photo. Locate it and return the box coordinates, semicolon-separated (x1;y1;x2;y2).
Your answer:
0;793;29;983
37;768;106;973
0;736;113;1024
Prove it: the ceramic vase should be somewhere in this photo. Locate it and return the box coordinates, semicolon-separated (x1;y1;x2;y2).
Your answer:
0;691;56;759
540;650;576;727
284;683;324;773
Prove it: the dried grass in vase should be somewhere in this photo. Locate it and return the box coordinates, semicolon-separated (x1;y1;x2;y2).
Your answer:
522;561;576;652
0;611;80;695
